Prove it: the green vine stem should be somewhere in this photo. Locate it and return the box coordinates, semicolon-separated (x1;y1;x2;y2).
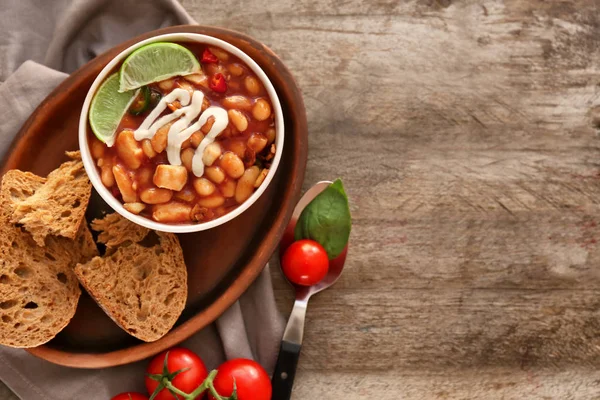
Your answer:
149;367;237;400
163;370;229;400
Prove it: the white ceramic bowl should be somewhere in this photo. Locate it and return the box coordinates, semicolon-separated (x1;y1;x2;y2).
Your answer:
79;33;284;233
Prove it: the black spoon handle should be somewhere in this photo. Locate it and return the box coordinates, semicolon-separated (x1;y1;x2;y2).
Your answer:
271;340;302;400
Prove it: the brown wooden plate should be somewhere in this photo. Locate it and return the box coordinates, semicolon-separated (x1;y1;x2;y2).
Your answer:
0;25;307;368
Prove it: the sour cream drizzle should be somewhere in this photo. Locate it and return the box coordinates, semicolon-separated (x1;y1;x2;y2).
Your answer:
133;88;229;177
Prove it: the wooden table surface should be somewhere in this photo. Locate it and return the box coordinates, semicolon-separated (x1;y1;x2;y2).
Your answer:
3;0;600;398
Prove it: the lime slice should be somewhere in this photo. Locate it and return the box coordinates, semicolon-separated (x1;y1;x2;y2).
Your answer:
119;42;201;92
89;73;139;146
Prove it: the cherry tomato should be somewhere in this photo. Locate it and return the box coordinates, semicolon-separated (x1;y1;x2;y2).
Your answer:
145;348;208;400
111;393;148;400
209;73;227;93
202;48;219;64
209;359;271;400
282;239;329;286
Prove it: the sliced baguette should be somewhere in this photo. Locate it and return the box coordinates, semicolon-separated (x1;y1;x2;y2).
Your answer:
10;151;91;246
0;170;46;219
0;169;98;348
91;212;150;248
75;213;187;342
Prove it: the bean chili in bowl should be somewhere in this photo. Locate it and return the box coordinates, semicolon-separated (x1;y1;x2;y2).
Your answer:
79;33;284;232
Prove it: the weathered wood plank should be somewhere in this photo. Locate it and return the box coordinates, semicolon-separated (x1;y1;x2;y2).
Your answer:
292;368;600;399
234;0;600;397
273;288;600;370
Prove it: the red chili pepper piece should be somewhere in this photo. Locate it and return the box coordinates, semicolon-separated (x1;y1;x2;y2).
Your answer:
209;73;227;93
201;48;219;64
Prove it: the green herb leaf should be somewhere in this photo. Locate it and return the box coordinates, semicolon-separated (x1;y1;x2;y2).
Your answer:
294;179;351;259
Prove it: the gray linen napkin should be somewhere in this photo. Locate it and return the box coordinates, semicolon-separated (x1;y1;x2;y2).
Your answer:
0;1;285;398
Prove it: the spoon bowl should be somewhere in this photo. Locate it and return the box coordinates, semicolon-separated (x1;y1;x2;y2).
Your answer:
278;181;348;296
272;181;349;399
286;246;348;302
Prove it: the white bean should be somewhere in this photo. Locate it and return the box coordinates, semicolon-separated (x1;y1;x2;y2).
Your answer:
193;178;216;197
136;167;154;187
196;194;225;208
123;202;146;214
252;99;271;121
153;202;192;223
142;139;157;158
220;152;245;179
244;76;261;96
202;142;222;167
223;96;252;110
175;187;196;202
229;141;247;159
91;139;105;159
140;187;173;204
209;47;229;61
228;109;248;132
101;165;115;187
266;127;276;144
228;63;244;76
204;166;225;184
220;179;237;198
247;132;268;153
254;168;269;188
235;166;261;203
181;148;195;172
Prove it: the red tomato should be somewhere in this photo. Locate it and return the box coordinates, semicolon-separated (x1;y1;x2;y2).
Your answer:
209;359;271;400
111;393;148;400
282;239;329;286
145;348;208;400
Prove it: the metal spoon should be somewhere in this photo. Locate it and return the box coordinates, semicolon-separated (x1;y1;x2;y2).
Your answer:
271;181;349;400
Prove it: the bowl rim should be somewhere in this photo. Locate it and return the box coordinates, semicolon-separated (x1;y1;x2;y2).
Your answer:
78;32;285;233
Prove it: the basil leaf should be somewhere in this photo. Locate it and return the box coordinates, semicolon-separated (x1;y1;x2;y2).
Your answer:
294;179;351;259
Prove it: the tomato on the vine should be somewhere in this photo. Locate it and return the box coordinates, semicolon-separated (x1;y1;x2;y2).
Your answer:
209;359;271;400
282;239;329;286
145;348;208;400
111;393;148;400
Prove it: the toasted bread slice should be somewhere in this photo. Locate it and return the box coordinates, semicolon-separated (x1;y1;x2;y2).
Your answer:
91;212;150;248
0;170;98;348
10;151;91;246
75;214;187;342
0;170;46;219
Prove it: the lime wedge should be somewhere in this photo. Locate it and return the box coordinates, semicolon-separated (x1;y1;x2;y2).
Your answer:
119;42;201;92
89;73;138;146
